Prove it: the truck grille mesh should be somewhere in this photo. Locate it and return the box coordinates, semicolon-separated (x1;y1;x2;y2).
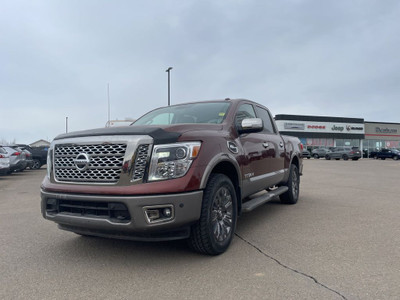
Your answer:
133;144;150;180
54;143;127;183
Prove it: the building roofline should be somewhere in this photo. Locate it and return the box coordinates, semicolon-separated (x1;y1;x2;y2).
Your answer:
275;114;364;124
365;121;400;125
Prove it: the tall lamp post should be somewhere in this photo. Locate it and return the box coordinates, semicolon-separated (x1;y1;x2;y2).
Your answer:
165;67;173;106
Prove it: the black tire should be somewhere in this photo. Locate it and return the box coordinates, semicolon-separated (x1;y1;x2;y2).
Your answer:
343;155;349;161
394;156;399;161
32;159;42;169
381;158;385;160
325;155;331;160
313;154;319;159
280;164;300;205
189;174;237;255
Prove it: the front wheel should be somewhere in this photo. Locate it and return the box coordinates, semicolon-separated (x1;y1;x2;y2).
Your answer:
394;156;399;161
343;155;349;161
280;164;300;205
325;155;331;160
189;174;237;255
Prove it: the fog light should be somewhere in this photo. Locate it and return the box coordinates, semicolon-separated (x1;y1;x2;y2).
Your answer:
143;205;174;224
163;208;172;218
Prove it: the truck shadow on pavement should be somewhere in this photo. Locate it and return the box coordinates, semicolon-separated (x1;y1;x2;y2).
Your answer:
50;198;294;266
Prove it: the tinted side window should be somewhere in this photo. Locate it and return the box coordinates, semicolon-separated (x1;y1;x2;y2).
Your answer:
255;106;275;133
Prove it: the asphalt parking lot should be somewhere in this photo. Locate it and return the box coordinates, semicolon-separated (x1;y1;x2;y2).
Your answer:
1;159;399;299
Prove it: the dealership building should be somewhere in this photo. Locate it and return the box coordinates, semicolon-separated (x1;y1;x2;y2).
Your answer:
275;114;400;155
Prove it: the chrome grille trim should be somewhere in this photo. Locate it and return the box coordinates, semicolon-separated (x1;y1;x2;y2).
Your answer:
50;135;153;186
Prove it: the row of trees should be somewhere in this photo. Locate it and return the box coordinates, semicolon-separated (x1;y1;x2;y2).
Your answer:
1;139;16;146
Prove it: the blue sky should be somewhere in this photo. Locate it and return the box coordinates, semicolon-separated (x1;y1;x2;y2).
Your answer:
1;0;400;144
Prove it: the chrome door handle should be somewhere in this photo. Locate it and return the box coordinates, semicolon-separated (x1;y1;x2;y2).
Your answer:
279;142;284;148
262;142;269;148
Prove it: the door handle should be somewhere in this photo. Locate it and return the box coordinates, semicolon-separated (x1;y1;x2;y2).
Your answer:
262;142;269;148
279;142;284;148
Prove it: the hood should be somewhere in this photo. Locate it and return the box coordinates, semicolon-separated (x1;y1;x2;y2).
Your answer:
54;126;181;145
54;123;223;145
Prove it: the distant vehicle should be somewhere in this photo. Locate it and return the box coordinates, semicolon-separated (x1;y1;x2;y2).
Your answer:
0;147;10;175
1;146;27;173
12;146;34;170
311;148;330;159
375;148;400;160
15;144;48;169
302;149;311;159
325;147;361;161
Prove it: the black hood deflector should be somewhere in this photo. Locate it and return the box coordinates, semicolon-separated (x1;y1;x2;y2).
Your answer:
54;126;181;145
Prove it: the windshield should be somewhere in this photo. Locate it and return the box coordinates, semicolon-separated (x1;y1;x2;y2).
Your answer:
133;102;231;125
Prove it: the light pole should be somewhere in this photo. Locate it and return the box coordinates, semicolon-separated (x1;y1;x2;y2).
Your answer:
165;67;173;106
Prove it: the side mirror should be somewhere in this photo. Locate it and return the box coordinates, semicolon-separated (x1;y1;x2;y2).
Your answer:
238;118;263;134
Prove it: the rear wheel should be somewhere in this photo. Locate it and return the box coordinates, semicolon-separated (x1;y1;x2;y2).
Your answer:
394;156;399;161
343;155;349;161
325;155;331;160
189;174;237;255
313;154;319;159
280;164;300;205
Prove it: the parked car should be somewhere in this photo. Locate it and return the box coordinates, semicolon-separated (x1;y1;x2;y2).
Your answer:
15;144;48;169
0;147;11;175
11;146;34;169
311;148;330;159
375;148;400;160
1;146;27;173
325;147;361;161
302;149;311;159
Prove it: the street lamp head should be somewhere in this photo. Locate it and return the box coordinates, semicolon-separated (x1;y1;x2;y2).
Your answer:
166;67;173;72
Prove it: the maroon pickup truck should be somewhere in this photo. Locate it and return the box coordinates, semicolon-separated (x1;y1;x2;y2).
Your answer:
41;99;303;255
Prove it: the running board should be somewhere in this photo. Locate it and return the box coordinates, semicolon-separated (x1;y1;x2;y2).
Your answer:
241;186;289;213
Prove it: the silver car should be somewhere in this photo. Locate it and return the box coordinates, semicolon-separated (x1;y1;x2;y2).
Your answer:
311;148;330;159
325;147;361;161
2;146;27;173
0;147;10;175
12;145;34;169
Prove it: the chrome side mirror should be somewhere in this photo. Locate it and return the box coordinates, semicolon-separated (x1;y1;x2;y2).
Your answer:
239;118;263;133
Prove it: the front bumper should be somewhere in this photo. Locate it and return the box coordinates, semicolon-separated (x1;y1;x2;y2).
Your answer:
41;190;203;241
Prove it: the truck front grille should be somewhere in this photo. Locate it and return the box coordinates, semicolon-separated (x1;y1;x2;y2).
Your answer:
54;143;127;183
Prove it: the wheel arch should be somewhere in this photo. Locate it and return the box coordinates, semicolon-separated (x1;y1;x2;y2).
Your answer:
200;154;242;214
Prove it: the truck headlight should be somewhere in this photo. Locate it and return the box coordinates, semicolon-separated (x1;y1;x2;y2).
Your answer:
148;142;201;181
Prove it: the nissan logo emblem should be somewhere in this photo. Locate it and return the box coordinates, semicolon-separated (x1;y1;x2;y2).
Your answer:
74;153;90;171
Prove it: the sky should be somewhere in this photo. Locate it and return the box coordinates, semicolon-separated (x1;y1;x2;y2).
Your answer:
1;0;400;144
